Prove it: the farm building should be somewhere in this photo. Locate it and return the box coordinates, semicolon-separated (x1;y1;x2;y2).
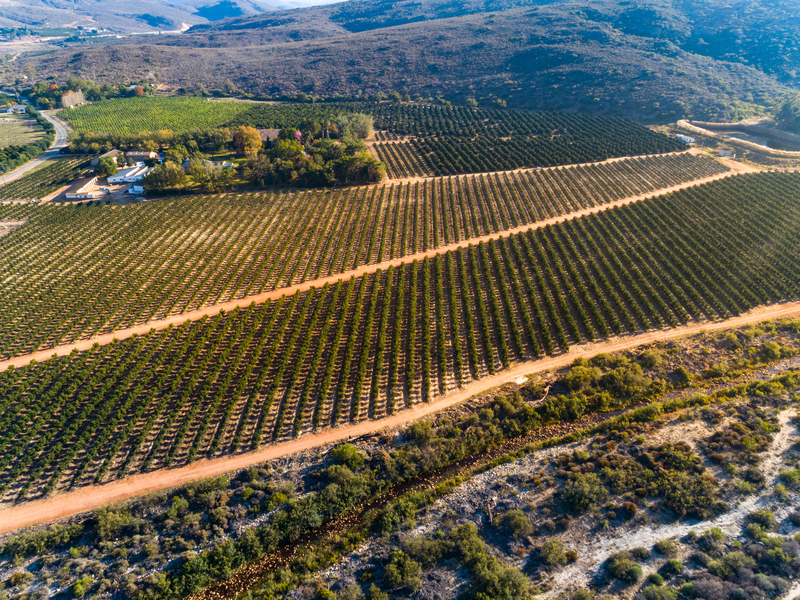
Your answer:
128;185;144;195
108;165;151;184
676;134;695;144
125;151;158;160
719;150;735;158
65;177;99;199
5;105;26;114
90;149;121;167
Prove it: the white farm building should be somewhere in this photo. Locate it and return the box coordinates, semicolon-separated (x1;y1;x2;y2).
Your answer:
65;177;99;200
676;134;695;144
108;165;151;184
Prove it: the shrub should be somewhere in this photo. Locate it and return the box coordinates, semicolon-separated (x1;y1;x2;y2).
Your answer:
332;444;364;470
749;509;777;531
368;584;388;600
631;547;652;561
665;559;683;575
606;551;643;584
540;538;568;566
383;551;421;592
500;510;534;540
639;349;664;369
338;583;365;600
648;573;664;585
561;473;609;513
642;586;678;600
654;539;679;557
72;576;92;597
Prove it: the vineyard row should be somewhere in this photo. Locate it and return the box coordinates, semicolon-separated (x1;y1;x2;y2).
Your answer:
0;153;726;360
0;171;797;504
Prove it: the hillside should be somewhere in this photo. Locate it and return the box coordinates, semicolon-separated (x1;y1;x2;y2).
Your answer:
18;5;788;122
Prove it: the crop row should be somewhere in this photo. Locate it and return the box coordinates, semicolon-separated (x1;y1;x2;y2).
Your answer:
0;153;726;359
0;171;798;504
375;134;691;177
0;158;89;200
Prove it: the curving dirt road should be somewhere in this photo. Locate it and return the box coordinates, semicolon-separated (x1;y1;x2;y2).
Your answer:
0;298;798;534
0;159;753;371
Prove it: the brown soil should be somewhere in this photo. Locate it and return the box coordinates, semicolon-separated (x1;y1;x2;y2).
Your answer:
1;299;799;534
0;159;752;371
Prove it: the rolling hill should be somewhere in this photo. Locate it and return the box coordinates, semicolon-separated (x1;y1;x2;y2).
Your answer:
17;3;788;123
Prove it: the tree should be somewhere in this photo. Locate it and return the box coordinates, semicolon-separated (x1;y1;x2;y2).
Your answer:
243;155;274;188
188;160;236;193
389;90;402;103
271;139;305;160
334;113;374;140
233;126;263;157
94;156;118;178
141;162;187;193
466;98;479;108
133;86;145;97
164;144;189;165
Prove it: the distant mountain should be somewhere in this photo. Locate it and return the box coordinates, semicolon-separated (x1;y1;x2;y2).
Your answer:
0;0;340;32
172;0;278;22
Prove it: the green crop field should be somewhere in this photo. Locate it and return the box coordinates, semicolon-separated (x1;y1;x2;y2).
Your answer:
61;97;252;134
0;158;88;199
0;171;798;503
0;115;44;148
0;153;725;359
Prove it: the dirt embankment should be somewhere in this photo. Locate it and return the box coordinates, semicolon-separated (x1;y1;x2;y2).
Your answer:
0;157;752;372
1;300;800;534
679;120;800;158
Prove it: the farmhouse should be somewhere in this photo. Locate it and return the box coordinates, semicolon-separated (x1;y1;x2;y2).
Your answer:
719;150;735;158
90;149;121;167
676;134;695;144
65;177;99;199
125;151;158;160
108;165;151;183
5;105;27;114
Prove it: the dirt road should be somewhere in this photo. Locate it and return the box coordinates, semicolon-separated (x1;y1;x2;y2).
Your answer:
0;161;752;371
1;299;798;534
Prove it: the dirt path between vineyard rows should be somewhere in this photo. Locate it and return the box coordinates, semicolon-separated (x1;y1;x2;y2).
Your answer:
1;299;799;534
0;158;756;371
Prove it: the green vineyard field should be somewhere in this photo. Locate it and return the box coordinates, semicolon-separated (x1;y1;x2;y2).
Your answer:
0;171;797;503
0;158;88;199
0;153;725;359
62;97;252;135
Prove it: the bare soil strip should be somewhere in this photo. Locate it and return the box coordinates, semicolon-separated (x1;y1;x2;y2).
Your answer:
1;299;798;534
0;160;753;371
